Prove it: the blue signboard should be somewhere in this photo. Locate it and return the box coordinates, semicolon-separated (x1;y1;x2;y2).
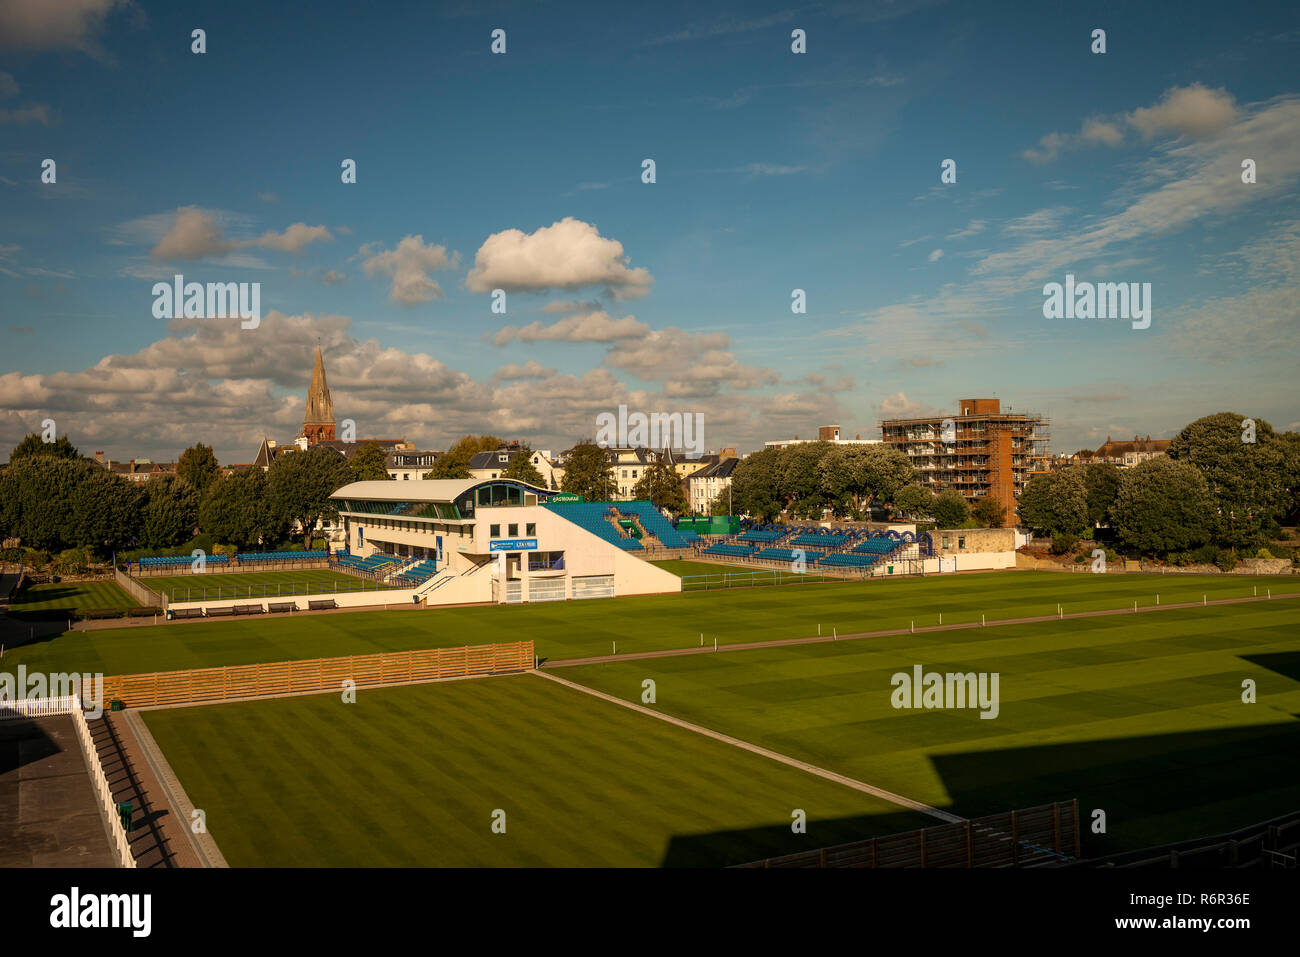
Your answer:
490;538;538;552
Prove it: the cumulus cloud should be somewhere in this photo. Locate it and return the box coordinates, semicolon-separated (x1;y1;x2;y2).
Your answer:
465;217;653;299
148;207;331;261
489;310;650;346
1129;84;1239;139
0;0;133;54
360;235;459;306
494;360;557;380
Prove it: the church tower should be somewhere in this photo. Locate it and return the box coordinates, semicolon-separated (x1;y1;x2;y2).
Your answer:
301;344;336;443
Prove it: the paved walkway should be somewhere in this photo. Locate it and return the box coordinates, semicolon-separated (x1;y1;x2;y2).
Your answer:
535;670;961;824
0;715;114;867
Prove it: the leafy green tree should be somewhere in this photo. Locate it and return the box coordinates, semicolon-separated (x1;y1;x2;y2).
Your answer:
930;489;970;528
268;446;352;547
893;484;933;520
8;432;80;461
730;447;783;522
819;445;914;517
200;469;289;549
1017;469;1088;534
177;443;221;493
0;455;98;550
501;444;547;487
140;474;200;549
632;460;688;514
776;441;832;513
559;441;615;501
71;469;143;554
707;492;732;516
1082;462;1122;527
1167;412;1290;549
971;496;1005;527
426;435;505;479
349;442;392;482
1111;458;1215;555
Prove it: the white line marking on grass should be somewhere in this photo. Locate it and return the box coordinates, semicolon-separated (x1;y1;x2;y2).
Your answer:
534;670;961;824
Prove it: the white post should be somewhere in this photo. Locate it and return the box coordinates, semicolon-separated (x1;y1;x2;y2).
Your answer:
939;612;942;625
1203;594;1206;606
981;614;985;626
613;641;616;655
833;627;837;640
714;638;718;652
700;633;703;646
911;621;914;633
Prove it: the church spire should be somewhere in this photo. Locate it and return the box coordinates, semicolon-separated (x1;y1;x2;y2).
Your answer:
301;343;336;443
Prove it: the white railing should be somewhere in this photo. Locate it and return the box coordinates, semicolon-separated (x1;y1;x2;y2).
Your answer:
70;695;137;869
0;693;81;719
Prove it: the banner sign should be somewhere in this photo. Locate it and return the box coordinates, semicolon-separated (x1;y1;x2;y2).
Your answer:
490;539;538;552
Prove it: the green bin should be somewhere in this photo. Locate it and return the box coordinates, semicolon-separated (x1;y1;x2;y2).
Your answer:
110;699;124;712
117;801;134;832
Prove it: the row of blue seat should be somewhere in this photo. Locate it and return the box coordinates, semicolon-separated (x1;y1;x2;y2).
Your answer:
138;554;229;568
237;550;329;563
701;543;757;558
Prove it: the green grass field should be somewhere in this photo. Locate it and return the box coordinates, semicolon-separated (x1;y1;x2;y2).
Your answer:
140;568;394;603
7;580;139;618
142;674;933;866
561;600;1300;854
5;570;1294;677
650;559;760;579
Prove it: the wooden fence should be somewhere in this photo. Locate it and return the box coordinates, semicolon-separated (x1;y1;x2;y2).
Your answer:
115;566;163;607
101;640;534;709
735;800;1080;868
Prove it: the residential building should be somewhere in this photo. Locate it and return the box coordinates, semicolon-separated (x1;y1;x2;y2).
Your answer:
764;424;881;450
688;456;740;514
1083;435;1171;468
879;398;1050;525
468;444;561;489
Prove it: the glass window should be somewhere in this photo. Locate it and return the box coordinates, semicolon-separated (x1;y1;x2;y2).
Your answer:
490;524;501;537
958;536;966;550
526;523;536;536
508;524;518;537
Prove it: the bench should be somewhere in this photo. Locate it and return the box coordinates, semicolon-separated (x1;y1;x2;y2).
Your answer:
128;606;163;617
267;602;296;614
307;598;338;610
171;607;205;619
82;608;122;620
232;603;265;615
205;606;236;617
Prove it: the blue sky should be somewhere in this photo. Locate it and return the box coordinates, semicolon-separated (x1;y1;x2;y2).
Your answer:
2;0;1298;464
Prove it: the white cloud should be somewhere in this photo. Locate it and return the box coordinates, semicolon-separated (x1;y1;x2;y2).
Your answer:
250;222;332;253
945;220;986;240
465;217;653;299
0;103;54;125
360;235;459;306
490;310;650;346
0;0;132;55
927;248;944;263
1129;84;1239;139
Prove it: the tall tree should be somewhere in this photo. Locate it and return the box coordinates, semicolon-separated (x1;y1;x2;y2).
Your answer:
501;444;547;487
426;435;505;479
893;484;933;520
0;456;98;550
140;474;200;549
559;441;615;501
349;442;392;482
1111;458;1215;555
819;444;914;515
930;489;970;528
1167;412;1290;549
776;441;833;513
8;432;80;461
632;460;688;514
971;496;1005;528
729;447;782;522
177;443;221;493
268;446;353;547
200;469;289;549
72;470;143;554
1082;462;1122;527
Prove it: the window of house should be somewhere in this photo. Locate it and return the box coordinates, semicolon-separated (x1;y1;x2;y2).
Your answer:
526;523;536;536
490;524;501;537
508;524;518;537
958;536;966;550
632;470;638;478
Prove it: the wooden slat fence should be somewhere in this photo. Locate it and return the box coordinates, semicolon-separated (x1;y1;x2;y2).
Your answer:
101;640;534;708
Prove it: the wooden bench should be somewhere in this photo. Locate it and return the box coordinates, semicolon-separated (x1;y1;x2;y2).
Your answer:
232;603;264;615
205;606;236;617
267;602;296;614
307;598;338;610
128;606;163;617
83;608;122;620
171;607;205;619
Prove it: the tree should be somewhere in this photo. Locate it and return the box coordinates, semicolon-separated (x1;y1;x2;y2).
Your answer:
0;455;98;551
776;441;832;513
893;484;933;520
71;470;143;555
730;448;782;522
971;496;1005;528
349;442;392;482
268;446;352;547
819;445;913;517
501;444;547;487
177;443;221;493
8;432;80;461
560;441;615;501
632;460;687;514
140;474;200;549
1167;412;1291;549
1082;462;1122;527
426;435;504;479
200;469;289;549
1111;458;1215;555
1017;469;1088;534
930;489;970;528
